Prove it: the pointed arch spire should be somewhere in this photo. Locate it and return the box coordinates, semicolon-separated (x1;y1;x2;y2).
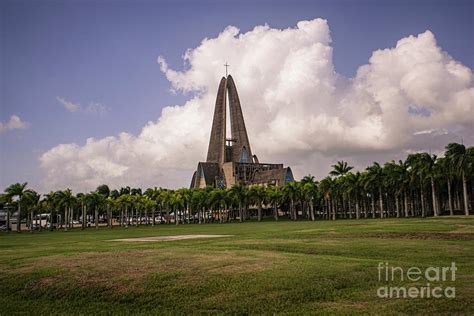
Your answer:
227;75;253;163
206;77;227;164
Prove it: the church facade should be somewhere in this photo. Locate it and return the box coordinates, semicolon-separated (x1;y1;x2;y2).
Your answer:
190;75;294;189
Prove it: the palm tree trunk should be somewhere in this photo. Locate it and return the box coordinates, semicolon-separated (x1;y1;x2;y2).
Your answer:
420;185;426;218
404;190;409;217
64;206;68;232
16;201;21;232
6;208;10;233
379;187;384;218
108;205;112;229
291;199;296;220
30;209;34;233
37;210;41;232
239;202;243;223
274;202;279;221
95;207;99;230
431;177;438;216
257;201;262;222
81;204;85;230
462;171;469;216
371;194;375;219
45;212;49;232
395;194;400;218
447;178;454;216
50;212;54;231
355;198;360;220
309;197;315;221
324;199;328;220
125;206;129;228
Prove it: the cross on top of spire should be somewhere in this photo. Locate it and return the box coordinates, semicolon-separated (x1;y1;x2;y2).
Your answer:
224;62;230;77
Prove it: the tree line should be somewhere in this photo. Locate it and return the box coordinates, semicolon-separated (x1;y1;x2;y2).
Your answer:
1;142;472;233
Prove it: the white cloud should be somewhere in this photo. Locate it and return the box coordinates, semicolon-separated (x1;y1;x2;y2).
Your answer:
57;96;80;112
56;97;109;116
40;19;474;191
85;102;110;116
0;115;29;132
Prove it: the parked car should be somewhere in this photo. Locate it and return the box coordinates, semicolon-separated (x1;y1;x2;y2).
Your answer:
45;223;59;229
0;224;12;231
154;216;166;224
29;224;41;230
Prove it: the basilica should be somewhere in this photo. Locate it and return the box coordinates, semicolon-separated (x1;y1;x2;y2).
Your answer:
190;74;294;188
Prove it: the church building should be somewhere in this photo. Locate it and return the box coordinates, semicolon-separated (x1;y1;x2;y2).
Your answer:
190;74;294;188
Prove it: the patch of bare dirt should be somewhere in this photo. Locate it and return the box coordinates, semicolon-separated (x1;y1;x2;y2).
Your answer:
365;232;474;240
110;234;233;242
12;248;287;294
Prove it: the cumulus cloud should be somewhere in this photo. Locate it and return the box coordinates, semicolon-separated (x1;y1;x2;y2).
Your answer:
57;96;80;112
0;115;29;132
56;97;109;116
40;19;474;192
85;102;110;116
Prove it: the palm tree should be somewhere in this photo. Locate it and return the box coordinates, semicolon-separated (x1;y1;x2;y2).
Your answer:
397;160;411;218
109;189;120;227
96;184;110;197
23;190;41;232
438;157;454;216
282;181;300;220
105;196;116;228
177;188;192;224
43;191;58;230
329;161;354;218
95;185;110;226
145;187;161;225
266;184;282;221
425;154;440;216
366;162;385;218
171;191;184;225
230;182;247;222
210;188;226;223
88;192;104;229
319;176;335;220
446;143;471;216
58;189;76;232
329;161;354;177
301;175;317;221
159;189;173;224
466;146;474;214
76;193;87;229
345;172;362;219
116;194;131;228
248;185;266;221
407;153;433;217
5;182;28;232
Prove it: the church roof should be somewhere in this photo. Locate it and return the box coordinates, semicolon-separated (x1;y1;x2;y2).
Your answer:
191;162;220;188
253;167;294;185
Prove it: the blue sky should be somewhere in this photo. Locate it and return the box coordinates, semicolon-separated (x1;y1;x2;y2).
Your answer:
1;0;473;191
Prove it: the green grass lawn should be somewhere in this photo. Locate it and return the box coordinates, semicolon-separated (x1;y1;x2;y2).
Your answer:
1;217;473;314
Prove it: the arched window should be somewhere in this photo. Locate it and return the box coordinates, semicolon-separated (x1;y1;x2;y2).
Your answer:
239;146;250;163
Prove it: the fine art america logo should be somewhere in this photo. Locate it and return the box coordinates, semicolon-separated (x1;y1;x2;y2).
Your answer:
377;262;457;299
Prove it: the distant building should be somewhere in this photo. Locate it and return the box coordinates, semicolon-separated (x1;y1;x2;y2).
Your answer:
190;75;294;188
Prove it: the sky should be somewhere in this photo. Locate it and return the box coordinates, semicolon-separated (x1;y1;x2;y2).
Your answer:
1;0;473;193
